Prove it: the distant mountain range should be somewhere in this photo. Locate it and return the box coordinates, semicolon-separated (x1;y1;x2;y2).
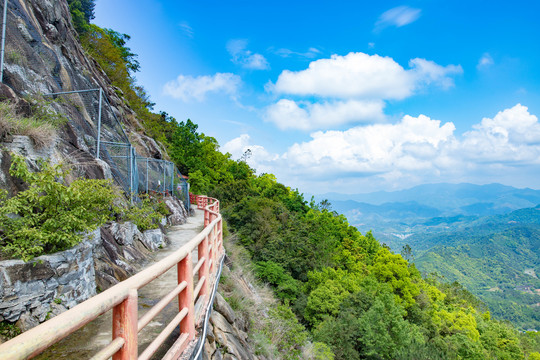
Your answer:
317;182;540;215
314;183;540;330
313;183;540;246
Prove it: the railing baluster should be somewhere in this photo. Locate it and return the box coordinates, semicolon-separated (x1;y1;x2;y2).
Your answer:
112;289;138;360
198;235;210;298
177;253;196;340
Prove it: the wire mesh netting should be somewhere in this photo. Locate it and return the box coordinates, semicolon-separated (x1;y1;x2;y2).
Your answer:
40;89;190;209
136;158;190;206
41;89;137;199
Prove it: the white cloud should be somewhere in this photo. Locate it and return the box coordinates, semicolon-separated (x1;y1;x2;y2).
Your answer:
273;47;321;59
222;134;279;174
477;53;494;69
227;39;269;70
265;99;385;130
461;104;540;163
409;58;463;89
163;73;241;102
271;52;462;100
284;114;456;175
179;22;194;38
238;105;540;193
375;6;421;32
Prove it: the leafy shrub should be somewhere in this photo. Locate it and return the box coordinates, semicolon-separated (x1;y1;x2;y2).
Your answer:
255;261;301;302
120;193;169;231
0;155;115;261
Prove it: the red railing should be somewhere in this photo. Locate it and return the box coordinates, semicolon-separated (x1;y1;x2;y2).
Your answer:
0;196;224;360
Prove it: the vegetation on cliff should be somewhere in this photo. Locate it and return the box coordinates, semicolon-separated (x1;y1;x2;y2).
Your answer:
0;155;170;261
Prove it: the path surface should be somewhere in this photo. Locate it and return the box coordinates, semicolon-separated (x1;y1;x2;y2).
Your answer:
36;210;204;359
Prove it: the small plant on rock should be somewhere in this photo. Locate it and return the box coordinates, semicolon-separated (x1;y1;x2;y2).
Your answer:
120;193;169;232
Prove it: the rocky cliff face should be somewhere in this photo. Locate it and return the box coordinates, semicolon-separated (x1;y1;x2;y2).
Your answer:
205;292;260;360
0;0;167;194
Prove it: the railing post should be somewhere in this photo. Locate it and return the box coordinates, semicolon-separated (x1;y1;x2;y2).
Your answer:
198;235;210;298
112;289;138;360
204;209;209;227
219;218;223;252
178;253;196;340
211;225;217;275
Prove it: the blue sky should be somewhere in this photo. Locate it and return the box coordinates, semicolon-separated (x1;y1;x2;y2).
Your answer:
94;0;540;194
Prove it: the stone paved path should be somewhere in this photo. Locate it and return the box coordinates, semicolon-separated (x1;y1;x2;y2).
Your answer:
36;209;204;359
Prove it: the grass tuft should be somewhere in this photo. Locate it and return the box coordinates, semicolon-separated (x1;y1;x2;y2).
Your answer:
0;101;66;148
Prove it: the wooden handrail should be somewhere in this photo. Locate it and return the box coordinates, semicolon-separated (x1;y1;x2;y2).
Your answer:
0;196;224;360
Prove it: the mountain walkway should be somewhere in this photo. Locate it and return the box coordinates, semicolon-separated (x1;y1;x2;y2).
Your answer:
0;195;224;360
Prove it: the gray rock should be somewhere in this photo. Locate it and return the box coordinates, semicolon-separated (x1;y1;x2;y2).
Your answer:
16;20;35;43
15;312;39;332
213;349;223;360
140;229;166;251
49;302;67;317
165;196;188;225
214;292;236;325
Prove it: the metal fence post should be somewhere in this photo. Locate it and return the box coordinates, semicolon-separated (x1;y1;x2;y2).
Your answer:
0;0;7;83
96;88;103;159
170;162;174;195
0;0;8;85
145;158;149;193
129;145;134;203
162;161;166;194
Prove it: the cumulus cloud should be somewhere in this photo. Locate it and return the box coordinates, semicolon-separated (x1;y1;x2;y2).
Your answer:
284;114;456;175
265;99;385;130
477;53;494;70
461;104;540;163
227;39;269;70
163;73;241;102
239;104;540;192
271;52;462;100
375;6;421;32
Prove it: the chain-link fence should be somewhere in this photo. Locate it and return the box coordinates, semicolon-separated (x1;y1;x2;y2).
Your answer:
0;1;190;210
39;88;190;209
42;89;139;202
136;158;190;206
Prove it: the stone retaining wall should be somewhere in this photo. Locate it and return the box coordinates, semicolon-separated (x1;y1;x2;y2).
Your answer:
0;229;100;329
0;220;171;331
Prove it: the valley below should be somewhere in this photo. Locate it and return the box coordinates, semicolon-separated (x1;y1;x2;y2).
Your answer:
317;183;540;331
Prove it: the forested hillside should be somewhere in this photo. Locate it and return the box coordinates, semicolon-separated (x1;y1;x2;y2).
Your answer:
15;2;538;359
412;206;540;331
